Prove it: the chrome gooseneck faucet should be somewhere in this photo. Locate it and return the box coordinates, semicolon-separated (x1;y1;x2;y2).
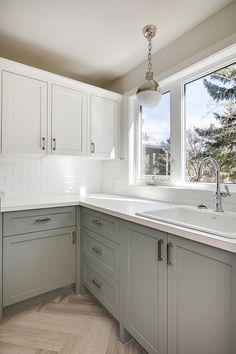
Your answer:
197;157;231;212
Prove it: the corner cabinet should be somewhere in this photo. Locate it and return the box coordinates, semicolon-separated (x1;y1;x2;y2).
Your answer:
0;58;122;159
89;95;119;159
123;221;236;354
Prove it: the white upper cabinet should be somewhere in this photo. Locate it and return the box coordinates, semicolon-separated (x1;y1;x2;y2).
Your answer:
52;85;87;156
0;58;122;158
90;95;119;159
2;71;48;154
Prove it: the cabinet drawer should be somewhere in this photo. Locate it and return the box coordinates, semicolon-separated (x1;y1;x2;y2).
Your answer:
3;227;76;306
83;259;119;320
82;228;120;281
81;208;120;244
3;207;76;236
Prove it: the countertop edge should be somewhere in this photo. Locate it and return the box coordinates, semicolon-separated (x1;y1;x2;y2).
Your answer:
78;201;236;254
1;196;236;254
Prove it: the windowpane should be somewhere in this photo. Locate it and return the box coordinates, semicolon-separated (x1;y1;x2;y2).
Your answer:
140;92;171;178
185;63;236;184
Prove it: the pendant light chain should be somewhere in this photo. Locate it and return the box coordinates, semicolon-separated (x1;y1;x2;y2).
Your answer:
136;24;161;107
147;38;152;72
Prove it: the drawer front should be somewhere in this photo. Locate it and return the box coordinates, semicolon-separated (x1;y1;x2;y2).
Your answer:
83;259;119;319
3;227;76;306
82;228;120;281
81;208;120;244
3;207;76;236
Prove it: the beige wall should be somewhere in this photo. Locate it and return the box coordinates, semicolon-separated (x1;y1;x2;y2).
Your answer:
106;1;236;94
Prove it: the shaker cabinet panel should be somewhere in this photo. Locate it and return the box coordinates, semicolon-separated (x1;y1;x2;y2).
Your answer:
2;71;48;154
90;95;119;159
52;85;87;156
168;234;236;354
3;228;76;306
124;222;168;354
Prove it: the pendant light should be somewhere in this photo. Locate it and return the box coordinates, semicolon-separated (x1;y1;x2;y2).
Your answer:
136;25;161;107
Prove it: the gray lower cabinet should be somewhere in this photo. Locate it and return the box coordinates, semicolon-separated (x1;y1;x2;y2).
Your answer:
3;208;76;307
124;222;168;354
167;234;236;354
80;208;121;321
124;221;236;354
83;258;120;319
3;227;76;307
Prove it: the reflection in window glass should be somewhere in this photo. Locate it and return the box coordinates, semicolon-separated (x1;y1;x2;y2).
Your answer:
141;92;171;178
185;63;236;184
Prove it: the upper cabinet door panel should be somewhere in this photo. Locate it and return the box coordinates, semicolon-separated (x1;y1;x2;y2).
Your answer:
90;95;118;159
52;85;87;156
2;71;48;154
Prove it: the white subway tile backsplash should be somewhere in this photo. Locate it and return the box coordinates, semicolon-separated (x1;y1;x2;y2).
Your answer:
0;155;102;198
101;160;236;211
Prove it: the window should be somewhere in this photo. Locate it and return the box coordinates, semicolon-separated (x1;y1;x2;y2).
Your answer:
137;92;171;181
185;62;236;184
131;48;236;188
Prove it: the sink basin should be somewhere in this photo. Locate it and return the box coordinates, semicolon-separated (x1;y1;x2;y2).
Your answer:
136;206;236;239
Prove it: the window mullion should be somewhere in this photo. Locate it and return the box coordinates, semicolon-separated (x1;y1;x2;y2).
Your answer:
170;83;185;185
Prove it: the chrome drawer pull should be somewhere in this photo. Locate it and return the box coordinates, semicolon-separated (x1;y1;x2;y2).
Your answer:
167;241;174;265
92;279;102;289
35;217;51;223
92;219;103;226
92;246;103;255
158;239;165;262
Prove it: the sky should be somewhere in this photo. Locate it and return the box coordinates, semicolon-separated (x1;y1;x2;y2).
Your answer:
142;91;170;143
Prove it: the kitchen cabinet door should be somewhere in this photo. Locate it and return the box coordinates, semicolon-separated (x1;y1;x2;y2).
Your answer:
167;234;236;354
124;221;168;354
3;228;76;306
90;95;119;159
52;85;87;156
2;71;48;154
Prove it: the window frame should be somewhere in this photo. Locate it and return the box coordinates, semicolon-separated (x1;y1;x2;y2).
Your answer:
129;48;236;191
135;91;171;183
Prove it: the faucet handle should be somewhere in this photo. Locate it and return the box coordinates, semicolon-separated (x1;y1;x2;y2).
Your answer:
224;185;231;197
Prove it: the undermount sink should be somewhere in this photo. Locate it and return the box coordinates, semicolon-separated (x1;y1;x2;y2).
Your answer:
136;206;236;239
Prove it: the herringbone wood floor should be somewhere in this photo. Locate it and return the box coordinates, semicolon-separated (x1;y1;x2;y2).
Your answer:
0;293;146;354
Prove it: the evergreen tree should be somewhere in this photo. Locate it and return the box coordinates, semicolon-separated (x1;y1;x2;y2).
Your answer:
186;64;236;182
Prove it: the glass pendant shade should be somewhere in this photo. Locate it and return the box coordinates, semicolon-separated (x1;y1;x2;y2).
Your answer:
136;71;162;107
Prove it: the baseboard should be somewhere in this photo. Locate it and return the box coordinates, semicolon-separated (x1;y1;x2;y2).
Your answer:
3;284;75;318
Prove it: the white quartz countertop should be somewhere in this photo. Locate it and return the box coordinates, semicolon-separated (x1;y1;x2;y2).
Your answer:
0;194;82;212
1;193;236;254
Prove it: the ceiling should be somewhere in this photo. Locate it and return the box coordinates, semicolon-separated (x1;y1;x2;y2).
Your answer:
0;0;233;87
